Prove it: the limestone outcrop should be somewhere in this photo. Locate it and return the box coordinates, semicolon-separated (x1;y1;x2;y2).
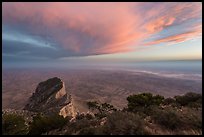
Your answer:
24;77;77;118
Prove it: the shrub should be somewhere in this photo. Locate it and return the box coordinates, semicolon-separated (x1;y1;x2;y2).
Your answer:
94;112;107;119
187;99;202;108
174;92;202;106
78;126;106;135
162;97;176;105
87;101;116;117
85;113;94;120
28;114;69;135
182;114;202;130
179;107;202;130
78;127;96;135
152;95;164;106
87;101;100;111
152;109;181;130
127;93;153;108
101;103;117;112
2;113;28;135
76;113;94;120
67;111;148;135
67;118;100;134
127;93;164;113
102;111;148;135
76;113;86;120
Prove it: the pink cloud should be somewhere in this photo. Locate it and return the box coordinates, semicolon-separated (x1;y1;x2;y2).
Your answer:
144;3;201;33
146;17;175;33
2;2;202;57
144;24;202;46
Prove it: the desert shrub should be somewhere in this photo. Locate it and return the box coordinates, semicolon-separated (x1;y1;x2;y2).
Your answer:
87;101;100;111
76;113;86;120
143;105;161;116
174;92;202;107
162;97;176;105
162;97;182;108
87;101;116;112
29;114;69;135
87;101;116;117
95;112;107;119
187;100;202;108
178;107;202;130
127;93;164;113
68;111;148;135
102;111;148;135
2;113;28;135
101;103;117;112
152;95;164;106
152;109;181;130
67;118;100;134
127;93;153;110
78;127;96;135
76;113;94;120
85;113;94;120
187;97;202;108
70;119;90;132
182;114;202;130
78;126;106;135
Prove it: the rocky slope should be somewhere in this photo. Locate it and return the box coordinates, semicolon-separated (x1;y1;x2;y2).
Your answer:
24;77;77;118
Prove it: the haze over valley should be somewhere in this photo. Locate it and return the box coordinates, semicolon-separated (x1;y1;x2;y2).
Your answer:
2;63;202;112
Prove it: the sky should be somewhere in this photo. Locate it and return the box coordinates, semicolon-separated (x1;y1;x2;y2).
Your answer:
2;2;202;68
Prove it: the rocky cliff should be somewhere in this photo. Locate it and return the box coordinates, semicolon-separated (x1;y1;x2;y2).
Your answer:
24;77;77;118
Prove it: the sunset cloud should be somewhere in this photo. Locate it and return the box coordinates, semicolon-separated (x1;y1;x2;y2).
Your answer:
144;24;202;46
146;17;176;33
2;2;202;60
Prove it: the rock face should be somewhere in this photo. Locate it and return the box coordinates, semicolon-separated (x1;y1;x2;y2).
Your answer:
24;77;77;118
